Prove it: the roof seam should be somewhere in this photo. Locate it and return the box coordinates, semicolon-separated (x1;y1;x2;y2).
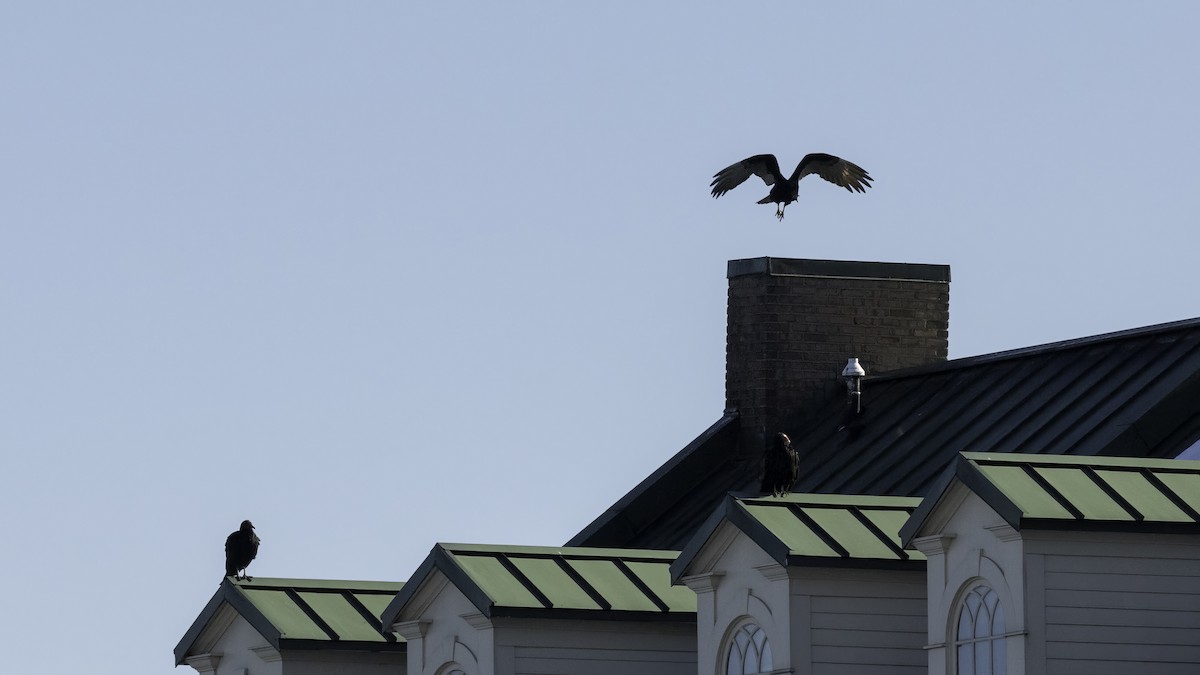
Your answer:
611;559;671;613
1081;466;1144;521
870;318;1200;381
495;554;554;609
1019;464;1086;520
847;506;911;560
285;589;341;642
786;504;850;557
341;591;395;643
552;556;611;611
1140;469;1200;521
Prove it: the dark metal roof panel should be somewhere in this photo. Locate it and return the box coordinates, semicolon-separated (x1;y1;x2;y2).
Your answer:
567;413;742;550
576;317;1200;553
796;319;1200;498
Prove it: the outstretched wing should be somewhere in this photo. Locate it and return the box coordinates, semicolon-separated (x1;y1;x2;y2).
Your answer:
711;154;786;198
793;153;873;193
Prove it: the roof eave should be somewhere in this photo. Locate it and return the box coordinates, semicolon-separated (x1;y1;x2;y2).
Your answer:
568;412;738;547
380;545;497;628
487;607;696;623
900;454;1025;546
174;579;284;666
670;493;794;583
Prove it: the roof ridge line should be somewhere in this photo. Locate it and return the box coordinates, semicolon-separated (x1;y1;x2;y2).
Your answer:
870;316;1200;381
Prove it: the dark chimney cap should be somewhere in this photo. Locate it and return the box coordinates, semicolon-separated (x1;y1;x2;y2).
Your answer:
728;257;950;283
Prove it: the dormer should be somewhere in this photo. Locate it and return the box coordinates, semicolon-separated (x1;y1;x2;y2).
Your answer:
902;452;1200;675
671;493;927;675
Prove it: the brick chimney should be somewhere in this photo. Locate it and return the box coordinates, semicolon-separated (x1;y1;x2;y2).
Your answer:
726;257;950;456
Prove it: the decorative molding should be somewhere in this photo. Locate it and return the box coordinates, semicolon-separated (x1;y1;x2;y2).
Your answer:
754;562;789;582
184;653;220;674
985;522;1022;542
402;572;450;620
685;521;741;577
680;571;724;593
393;619;431;641
911;533;956;556
460;612;493;630
190;603;238;656
250;645;281;663
748;590;773;619
453;637;479;666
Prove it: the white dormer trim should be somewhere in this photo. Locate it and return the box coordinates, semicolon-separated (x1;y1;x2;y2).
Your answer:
754;562;789;582
393;619;431;641
184;653;221;674
985;522;1021;543
460;612;492;630
684;520;742;577
398;571;450;622
250;645;281;662
912;533;956;556
681;571;725;593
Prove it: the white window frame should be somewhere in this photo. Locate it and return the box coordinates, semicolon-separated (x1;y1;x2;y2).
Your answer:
953;584;1005;675
722;619;774;675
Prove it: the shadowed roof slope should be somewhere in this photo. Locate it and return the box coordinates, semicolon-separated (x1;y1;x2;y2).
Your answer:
175;577;405;666
572;318;1200;551
797;317;1200;497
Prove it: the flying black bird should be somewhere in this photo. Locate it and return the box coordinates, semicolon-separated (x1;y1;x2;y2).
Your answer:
225;520;261;581
760;432;799;497
711;153;873;220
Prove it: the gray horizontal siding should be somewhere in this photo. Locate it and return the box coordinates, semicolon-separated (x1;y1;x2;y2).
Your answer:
1042;550;1200;672
1046;606;1200;629
1046;658;1200;675
513;645;694;675
810;645;925;669
808;581;925;675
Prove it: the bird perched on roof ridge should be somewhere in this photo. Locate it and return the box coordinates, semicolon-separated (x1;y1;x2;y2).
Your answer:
711;153;873;220
225;520;261;581
761;432;799;497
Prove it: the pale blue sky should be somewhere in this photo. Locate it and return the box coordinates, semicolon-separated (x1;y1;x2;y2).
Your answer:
3;4;1199;673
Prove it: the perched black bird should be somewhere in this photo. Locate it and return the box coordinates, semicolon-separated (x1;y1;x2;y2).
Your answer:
711;153;873;220
760;432;799;497
225;520;261;581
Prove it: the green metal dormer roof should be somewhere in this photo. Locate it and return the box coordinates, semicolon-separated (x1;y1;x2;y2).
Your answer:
174;577;406;666
900;452;1200;545
671;493;925;584
380;543;696;628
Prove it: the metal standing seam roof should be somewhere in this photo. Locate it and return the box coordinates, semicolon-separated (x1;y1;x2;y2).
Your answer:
671;493;925;583
174;577;406;666
797;318;1200;498
573;317;1200;551
900;452;1200;545
380;543;696;628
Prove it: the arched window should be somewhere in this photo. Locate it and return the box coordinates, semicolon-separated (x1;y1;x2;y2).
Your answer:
955;585;1005;675
725;621;773;675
